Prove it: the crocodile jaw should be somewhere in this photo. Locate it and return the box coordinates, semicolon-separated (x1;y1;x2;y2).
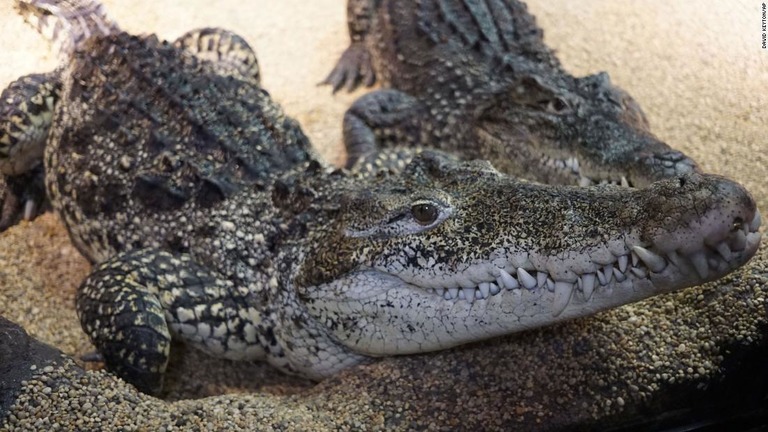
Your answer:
476;123;699;189
304;210;761;357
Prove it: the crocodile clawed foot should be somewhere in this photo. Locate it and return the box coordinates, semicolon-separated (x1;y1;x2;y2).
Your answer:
79;350;105;363
321;42;376;93
0;178;21;231
0;167;49;231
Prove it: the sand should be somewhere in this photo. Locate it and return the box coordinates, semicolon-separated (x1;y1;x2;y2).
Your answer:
0;0;767;430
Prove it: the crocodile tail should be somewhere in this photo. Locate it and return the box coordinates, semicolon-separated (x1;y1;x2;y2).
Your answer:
15;0;120;60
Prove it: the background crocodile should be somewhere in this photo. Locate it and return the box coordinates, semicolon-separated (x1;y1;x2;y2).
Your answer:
0;4;261;231
1;1;767;431
325;0;700;187
0;0;760;398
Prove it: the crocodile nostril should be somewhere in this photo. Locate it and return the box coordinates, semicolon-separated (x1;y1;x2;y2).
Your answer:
732;217;744;232
678;177;686;187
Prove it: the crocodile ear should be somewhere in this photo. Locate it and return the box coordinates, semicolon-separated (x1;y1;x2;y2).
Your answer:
509;75;574;115
579;72;650;129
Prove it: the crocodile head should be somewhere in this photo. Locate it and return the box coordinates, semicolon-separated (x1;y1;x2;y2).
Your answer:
298;151;760;356
475;68;699;188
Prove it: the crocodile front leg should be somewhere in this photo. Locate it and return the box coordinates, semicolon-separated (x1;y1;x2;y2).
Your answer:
343;88;428;169
77;249;275;395
0;72;60;229
0;72;60;176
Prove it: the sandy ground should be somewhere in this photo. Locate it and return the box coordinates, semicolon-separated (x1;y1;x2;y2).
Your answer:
0;0;767;430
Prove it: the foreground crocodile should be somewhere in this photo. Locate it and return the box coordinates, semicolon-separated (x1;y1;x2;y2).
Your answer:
3;0;762;397
324;0;699;187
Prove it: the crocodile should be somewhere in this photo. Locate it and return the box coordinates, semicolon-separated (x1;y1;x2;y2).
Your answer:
0;2;260;231
5;0;762;395
324;0;699;187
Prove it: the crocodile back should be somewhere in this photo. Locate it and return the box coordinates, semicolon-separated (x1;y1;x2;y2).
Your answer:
370;0;558;92
45;32;315;263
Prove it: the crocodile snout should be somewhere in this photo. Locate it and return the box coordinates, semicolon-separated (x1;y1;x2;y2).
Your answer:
643;172;761;282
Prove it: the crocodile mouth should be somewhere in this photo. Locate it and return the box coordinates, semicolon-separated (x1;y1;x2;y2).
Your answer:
306;207;760;357
475;124;637;187
384;208;762;318
538;154;633;187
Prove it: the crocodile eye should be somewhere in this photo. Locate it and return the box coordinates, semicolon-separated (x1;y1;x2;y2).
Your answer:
412;203;439;225
547;97;569;113
537;97;570;114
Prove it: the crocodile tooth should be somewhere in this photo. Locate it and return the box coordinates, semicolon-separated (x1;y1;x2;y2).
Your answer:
24;199;36;220
579;176;594;187
546;278;555;292
602;265;614;284
497;269;518;290
510;255;533;271
715;242;732;261
489;282;500;296
749;209;762;231
620;176;630;188
462;287;475;302
552;281;575;317
631;250;639;267
689;251;709;279
435;287;446;297
612;267;627;282
567;157;580;172
458;290;467;300
618;255;628;273
478;282;490;299
667;250;685;270
581;273;596;301
631;246;667;273
495;276;505;289
630;267;647;279
446;288;459;300
475;289;484;300
517;268;537;290
536;272;548;288
596;269;608;285
731;230;747;251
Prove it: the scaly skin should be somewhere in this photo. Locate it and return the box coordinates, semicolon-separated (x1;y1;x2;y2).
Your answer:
7;0;762;395
0;1;261;232
0;74;59;229
325;0;699;187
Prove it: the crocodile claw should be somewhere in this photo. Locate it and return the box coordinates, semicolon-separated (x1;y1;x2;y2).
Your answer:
321;42;376;93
